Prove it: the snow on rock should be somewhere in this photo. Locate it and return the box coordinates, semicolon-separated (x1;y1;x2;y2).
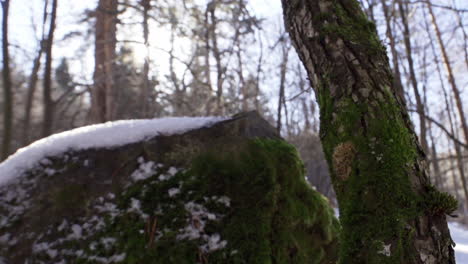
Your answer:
0;117;226;186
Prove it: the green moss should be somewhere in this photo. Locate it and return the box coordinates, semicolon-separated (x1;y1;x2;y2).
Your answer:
73;139;339;263
52;184;88;211
318;87;426;262
320;1;385;55
423;185;458;215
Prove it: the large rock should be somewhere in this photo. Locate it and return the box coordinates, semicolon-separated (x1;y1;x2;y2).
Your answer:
0;111;339;263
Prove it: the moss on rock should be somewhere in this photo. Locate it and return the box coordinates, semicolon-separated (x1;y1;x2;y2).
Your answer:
0;112;340;264
68;139;340;263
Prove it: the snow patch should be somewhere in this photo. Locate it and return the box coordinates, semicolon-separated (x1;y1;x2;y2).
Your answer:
168;188;181;197
0;116;227;186
378;243;391;257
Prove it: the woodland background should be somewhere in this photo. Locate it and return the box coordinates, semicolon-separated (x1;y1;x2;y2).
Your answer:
1;0;467;221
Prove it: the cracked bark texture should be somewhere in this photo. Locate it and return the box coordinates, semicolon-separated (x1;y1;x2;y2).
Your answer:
281;0;456;263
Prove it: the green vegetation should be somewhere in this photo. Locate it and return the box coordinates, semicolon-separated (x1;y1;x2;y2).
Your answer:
318;85;456;263
320;1;385;55
45;139;341;263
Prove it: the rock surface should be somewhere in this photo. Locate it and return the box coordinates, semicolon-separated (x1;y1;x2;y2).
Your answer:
0;111;339;263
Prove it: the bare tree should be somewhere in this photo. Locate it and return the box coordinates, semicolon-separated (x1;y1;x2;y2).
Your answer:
275;35;291;135
1;0;12;160
426;0;468;153
22;0;49;145
41;0;58;137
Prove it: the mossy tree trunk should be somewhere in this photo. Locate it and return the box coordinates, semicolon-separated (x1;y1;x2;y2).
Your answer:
281;0;457;263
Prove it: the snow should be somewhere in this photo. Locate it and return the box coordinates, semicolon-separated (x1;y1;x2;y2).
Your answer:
0;116;226;186
450;222;468;263
377;244;391;257
168;188;181;197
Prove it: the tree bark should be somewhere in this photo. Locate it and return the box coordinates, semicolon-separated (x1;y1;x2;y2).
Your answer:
281;0;456;263
91;0;118;123
1;0;12;161
41;0;58;137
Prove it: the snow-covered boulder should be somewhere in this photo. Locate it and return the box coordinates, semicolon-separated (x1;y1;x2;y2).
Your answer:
0;111;339;263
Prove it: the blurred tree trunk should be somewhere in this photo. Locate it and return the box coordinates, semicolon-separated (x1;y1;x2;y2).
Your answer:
1;0;12;161
254;32;263;111
236;47;247;111
203;3;213;115
140;0;151;118
380;0;405;105
91;0;118;123
429;120;442;190
281;0;456;262
41;0;58;137
23;0;48;145
207;1;224;115
276;37;290;135
397;0;429;154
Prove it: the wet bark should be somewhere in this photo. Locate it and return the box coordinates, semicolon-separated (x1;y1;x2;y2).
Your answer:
281;0;455;263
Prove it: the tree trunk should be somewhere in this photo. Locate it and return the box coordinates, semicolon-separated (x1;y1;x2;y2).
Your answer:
23;0;48;145
276;39;290;135
203;3;213;115
91;0;118;123
281;0;456;263
254;31;263;111
23;47;44;145
140;0;150;118
380;0;405;106
41;0;58;137
428;120;443;190
208;2;225;115
1;0;12;161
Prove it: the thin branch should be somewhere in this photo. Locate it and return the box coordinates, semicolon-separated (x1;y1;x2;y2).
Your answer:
408;109;468;149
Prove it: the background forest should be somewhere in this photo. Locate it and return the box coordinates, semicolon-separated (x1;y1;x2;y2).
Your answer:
1;0;467;221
